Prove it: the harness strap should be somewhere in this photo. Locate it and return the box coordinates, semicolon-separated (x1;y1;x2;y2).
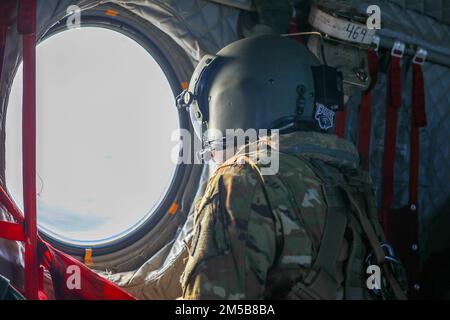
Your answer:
344;170;381;299
358;50;379;166
409;62;426;208
395;53;426;298
288;13;305;44
283;158;350;300
310;159;406;300
271;154;377;300
380;48;403;237
344;213;368;299
340;184;407;300
335;108;346;139
292;183;348;299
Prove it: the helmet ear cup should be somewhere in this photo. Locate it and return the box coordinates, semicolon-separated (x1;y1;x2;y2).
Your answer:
311;65;344;112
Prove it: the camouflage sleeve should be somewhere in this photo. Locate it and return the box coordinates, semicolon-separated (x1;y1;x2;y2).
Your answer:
181;166;277;300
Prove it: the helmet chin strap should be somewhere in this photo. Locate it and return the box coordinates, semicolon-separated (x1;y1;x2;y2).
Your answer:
196;147;213;163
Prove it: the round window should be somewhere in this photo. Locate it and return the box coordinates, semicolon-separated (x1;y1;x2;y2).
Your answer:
6;27;179;246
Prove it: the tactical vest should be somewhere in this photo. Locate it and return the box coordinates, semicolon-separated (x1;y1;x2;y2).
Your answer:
233;149;407;300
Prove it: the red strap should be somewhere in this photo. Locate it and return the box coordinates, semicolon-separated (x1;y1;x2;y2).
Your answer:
335;109;347;138
38;240;136;300
0;185;25;223
409;63;426;207
366;50;379;92
401;61;426;298
38;266;47;299
388;62;425;298
380;55;402;237
358;92;372;164
358;50;379;165
288;15;305;44
0;221;26;241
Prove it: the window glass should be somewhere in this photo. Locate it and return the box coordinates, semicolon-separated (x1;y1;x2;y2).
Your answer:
6;27;179;245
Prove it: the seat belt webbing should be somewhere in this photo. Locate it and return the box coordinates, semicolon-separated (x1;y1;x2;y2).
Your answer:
335;109;347;139
288;13;305;44
380;43;404;238
358;50;379;165
300;184;348;299
403;51;427;298
409;60;427;208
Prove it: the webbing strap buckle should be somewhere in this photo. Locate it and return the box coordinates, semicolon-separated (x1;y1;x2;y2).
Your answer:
196;148;212;163
176;89;194;110
372;35;380;52
391;41;405;58
412;47;427;66
365;242;408;299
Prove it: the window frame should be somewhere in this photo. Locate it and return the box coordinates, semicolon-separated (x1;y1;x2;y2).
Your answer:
12;5;199;256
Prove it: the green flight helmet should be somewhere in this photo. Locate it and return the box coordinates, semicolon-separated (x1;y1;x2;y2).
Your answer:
177;34;344;148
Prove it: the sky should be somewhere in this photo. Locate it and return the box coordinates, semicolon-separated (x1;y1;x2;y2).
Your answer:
5;27;179;245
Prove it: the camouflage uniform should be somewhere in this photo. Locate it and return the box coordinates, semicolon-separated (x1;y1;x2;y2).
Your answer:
181;131;383;300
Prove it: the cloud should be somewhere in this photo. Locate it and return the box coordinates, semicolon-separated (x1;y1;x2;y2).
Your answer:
37;198;110;233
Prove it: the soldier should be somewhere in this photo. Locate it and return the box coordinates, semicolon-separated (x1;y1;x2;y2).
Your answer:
177;34;407;300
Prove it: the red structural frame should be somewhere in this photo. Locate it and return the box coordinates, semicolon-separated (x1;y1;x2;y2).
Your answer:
18;0;39;300
0;0;39;300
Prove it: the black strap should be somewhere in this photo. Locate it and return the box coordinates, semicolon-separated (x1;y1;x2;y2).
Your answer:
281;156;349;299
301;184;348;298
338;184;407;300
